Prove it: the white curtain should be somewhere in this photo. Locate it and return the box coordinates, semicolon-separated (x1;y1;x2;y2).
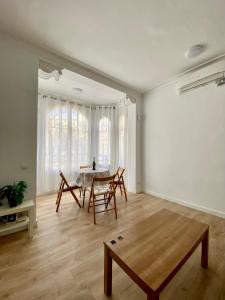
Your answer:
118;104;128;183
118;104;128;169
91;106;118;173
37;95;91;194
37;94;128;195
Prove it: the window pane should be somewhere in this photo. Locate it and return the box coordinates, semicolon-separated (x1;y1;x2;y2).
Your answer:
46;105;89;172
46;105;69;171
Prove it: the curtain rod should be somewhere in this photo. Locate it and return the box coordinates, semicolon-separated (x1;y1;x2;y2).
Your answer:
38;92;116;109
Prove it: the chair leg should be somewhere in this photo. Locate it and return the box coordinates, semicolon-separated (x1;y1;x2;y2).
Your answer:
56;180;63;204
82;187;86;208
106;195;112;209
88;190;92;213
119;184;123;195
113;192;117;219
70;189;81;208
104;194;106;209
56;191;59;205
93;196;96;224
82;195;85;208
122;182;128;202
106;187;115;208
56;189;63;212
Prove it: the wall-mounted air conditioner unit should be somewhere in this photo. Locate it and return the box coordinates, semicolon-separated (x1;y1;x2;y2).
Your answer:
179;71;225;94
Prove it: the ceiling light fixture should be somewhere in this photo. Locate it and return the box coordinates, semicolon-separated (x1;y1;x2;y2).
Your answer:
185;44;205;59
73;87;83;94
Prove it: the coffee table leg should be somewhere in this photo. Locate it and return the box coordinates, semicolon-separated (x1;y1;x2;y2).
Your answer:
147;292;159;300
104;244;112;296
201;229;209;269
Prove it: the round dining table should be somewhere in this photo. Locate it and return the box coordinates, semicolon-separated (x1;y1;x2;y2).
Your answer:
75;168;110;207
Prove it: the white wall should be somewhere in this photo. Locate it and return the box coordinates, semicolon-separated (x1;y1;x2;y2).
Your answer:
0;32;38;202
143;67;225;217
135;97;143;193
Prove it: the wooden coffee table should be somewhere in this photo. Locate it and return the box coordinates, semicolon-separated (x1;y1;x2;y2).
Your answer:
104;209;209;300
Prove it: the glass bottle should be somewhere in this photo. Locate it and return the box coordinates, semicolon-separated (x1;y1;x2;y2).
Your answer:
92;157;96;170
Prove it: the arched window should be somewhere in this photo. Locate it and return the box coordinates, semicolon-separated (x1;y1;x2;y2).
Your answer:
37;96;91;195
46;103;69;171
46;104;89;171
98;117;111;167
71;110;89;166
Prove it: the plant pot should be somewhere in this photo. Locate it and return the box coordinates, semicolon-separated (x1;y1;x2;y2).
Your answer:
7;196;18;207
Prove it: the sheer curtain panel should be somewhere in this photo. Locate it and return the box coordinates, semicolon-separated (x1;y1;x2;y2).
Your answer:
37;94;129;195
118;104;128;169
37;95;91;194
91;106;118;173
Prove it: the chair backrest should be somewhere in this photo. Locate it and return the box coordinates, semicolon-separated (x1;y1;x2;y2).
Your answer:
91;174;116;191
59;171;70;188
115;167;125;181
80;164;90;169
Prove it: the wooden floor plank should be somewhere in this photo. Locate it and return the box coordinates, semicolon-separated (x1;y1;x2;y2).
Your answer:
0;192;225;300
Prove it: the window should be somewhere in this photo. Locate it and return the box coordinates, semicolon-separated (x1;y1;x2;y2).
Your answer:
98;117;111;167
46;104;89;172
46;104;69;172
71;110;89;166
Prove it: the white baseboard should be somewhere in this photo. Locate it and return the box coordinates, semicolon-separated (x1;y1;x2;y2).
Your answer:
145;189;225;219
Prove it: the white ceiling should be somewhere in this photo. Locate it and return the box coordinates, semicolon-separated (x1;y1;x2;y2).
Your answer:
38;68;125;104
0;0;225;92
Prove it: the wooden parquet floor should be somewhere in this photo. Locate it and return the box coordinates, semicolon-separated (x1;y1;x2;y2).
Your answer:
0;192;225;300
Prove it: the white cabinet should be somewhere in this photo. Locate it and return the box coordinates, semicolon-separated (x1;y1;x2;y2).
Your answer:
0;200;35;238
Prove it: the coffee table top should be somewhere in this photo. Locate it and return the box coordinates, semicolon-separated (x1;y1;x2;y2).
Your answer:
104;209;209;293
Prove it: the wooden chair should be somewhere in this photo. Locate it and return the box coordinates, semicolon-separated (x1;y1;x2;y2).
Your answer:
79;164;90;206
56;171;81;212
114;167;128;201
87;174;117;224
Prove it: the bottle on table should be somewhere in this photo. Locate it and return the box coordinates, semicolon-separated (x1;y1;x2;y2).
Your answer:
92;157;96;170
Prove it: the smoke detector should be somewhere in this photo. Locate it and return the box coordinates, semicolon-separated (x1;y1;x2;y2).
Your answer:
185;45;205;59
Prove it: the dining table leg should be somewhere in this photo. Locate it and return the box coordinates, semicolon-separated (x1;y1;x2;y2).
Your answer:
82;187;86;208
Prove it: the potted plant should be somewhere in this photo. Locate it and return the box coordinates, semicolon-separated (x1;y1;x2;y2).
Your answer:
0;181;27;207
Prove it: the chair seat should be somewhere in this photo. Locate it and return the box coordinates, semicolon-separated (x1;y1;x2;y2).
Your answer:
69;180;81;186
88;184;113;196
114;179;123;184
63;182;80;192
